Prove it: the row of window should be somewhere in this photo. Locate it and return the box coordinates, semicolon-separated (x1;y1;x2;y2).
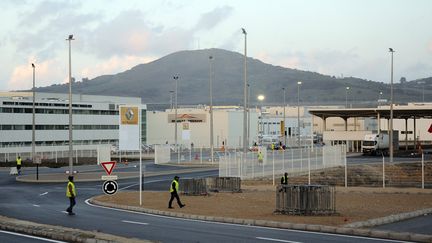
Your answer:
3;101;93;108
0;107;118;115
0;139;117;147
0;124;119;131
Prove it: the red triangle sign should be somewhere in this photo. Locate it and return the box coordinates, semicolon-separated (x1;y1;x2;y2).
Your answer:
101;161;116;175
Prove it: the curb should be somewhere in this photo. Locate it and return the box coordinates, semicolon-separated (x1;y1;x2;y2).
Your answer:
0;215;153;243
344;208;432;228
89;198;432;243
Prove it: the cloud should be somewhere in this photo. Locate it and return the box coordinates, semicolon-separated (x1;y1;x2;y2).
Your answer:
18;0;81;27
428;40;432;53
8;57;65;90
80;55;156;79
194;6;233;31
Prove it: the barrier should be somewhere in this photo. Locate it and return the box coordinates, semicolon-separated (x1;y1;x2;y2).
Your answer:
206;177;241;192
275;185;336;215
180;178;208;195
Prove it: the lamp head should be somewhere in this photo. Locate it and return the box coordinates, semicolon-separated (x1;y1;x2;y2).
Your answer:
241;28;247;35
297;81;302;85
31;63;35;68
389;48;394;52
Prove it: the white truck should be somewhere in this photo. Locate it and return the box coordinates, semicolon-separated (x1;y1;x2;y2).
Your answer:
362;133;389;155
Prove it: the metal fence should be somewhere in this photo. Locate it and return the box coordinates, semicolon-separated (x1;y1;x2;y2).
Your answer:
0;144;111;164
218;145;346;181
154;144;221;165
275;185;336;215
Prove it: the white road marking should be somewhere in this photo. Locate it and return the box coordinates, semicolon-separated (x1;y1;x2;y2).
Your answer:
119;179;168;191
85;199;409;243
0;230;66;242
256;237;302;243
121;220;149;225
33;204;40;207
39;192;48;196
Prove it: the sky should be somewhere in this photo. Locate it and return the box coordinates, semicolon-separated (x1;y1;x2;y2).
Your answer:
1;0;431;91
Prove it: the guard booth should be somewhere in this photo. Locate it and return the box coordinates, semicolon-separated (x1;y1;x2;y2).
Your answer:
275;185;336;215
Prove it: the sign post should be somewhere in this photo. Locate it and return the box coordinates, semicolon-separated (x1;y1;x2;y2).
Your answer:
101;161;118;195
119;105;143;205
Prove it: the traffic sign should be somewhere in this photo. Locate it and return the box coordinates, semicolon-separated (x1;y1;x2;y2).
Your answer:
101;161;116;175
102;180;118;195
101;175;118;181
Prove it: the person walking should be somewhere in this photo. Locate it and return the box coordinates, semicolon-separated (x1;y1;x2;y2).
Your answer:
281;172;289;185
257;151;263;164
16;156;22;175
66;176;76;215
168;176;185;209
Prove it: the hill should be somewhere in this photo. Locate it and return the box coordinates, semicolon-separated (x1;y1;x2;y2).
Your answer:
34;48;431;106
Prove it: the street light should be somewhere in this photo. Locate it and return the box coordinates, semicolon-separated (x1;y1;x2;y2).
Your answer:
209;55;214;163
31;63;36;179
257;95;265;145
297;81;302;147
241;27;248;154
66;34;74;175
389;48;395;164
345;86;350;108
173;76;179;153
282;87;286;147
169;90;174;110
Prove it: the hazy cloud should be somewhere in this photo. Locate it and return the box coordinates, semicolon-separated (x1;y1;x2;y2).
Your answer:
194;6;233;31
18;0;81;27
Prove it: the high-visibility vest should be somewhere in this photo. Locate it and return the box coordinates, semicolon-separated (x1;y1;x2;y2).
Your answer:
170;180;179;193
258;153;263;160
66;181;76;198
16;158;22;165
281;176;288;184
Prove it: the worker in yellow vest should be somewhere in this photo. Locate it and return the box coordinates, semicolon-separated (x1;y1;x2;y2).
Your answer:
66;176;77;215
16;156;22;175
281;172;289;185
257;151;263;164
168;176;185;209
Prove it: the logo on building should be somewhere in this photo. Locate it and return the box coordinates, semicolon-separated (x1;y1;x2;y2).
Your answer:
121;107;139;125
168;114;206;123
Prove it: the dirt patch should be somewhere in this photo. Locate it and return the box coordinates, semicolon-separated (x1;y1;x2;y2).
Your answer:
94;185;432;227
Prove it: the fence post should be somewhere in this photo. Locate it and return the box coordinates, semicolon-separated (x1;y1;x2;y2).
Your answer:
344;145;347;187
422;153;425;189
382;154;385;188
300;148;303;172
308;149;311;185
291;148;294;172
272;149;275;186
200;146;203;164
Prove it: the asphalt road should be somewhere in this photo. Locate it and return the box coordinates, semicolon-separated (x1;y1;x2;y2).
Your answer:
0;161;423;242
0;230;65;243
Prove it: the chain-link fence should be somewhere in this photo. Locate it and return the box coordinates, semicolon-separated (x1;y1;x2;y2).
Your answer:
0;144;111;164
154;144;222;165
218;145;346;181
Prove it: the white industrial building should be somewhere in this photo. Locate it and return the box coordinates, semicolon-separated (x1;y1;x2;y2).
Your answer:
146;106;259;148
0;92;144;161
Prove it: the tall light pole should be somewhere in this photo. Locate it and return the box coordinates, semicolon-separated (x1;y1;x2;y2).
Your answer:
282;87;286;147
169;90;174;110
247;83;250;149
257;95;265;145
297;81;302;147
173;76;179;151
241;28;248;153
31;63;36;176
345;86;350;108
209;55;214;163
389;48;395;164
67;34;74;174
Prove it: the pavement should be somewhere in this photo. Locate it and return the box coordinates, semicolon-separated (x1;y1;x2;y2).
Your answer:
16;166;218;183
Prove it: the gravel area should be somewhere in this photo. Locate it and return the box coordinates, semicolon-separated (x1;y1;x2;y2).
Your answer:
94;184;432;227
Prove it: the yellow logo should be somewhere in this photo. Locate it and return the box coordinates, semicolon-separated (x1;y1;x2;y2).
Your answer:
121;107;138;125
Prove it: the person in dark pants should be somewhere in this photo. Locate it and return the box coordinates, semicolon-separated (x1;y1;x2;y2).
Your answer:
281;172;289;185
16;156;22;175
66;176;76;215
168;176;185;209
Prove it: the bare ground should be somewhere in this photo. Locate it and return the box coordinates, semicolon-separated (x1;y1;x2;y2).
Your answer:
94;183;432;227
